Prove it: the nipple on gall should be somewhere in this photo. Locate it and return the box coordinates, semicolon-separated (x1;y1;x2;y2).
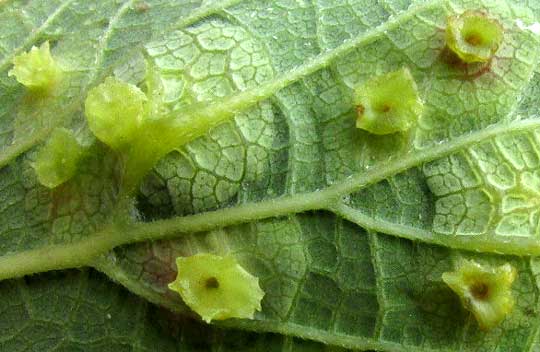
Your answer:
168;253;265;323
84;77;147;150
446;11;503;63
9;41;63;92
134;1;150;12
353;67;423;135
442;260;516;330
33;128;84;189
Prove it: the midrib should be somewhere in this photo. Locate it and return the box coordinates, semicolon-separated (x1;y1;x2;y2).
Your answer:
1;119;540;282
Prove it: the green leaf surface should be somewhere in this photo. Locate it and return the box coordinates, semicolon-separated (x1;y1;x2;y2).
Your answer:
2;0;540;351
0;269;343;352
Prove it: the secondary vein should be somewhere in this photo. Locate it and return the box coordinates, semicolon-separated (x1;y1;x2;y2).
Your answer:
0;0;245;171
123;119;540;242
179;0;443;130
1;119;539;280
0;0;76;71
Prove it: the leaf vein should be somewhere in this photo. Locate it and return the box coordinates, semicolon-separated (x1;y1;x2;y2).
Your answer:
0;0;77;72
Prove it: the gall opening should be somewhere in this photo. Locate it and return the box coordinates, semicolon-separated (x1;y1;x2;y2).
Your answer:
446;11;503;63
470;281;489;300
205;277;220;289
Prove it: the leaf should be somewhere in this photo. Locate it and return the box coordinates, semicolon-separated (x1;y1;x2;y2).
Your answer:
98;215;540;351
0;268;343;352
2;0;540;351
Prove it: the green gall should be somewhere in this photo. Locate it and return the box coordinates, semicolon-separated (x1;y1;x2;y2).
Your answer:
442;260;516;330
33;128;84;188
168;253;265;323
446;11;503;63
354;67;423;135
8;41;62;91
85;77;147;150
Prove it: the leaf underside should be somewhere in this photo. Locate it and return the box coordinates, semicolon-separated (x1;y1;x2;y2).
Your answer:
2;0;540;351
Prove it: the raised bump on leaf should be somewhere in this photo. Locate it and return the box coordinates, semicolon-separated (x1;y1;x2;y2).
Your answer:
84;77;147;150
134;1;150;12
446;11;503;63
33;128;84;188
353;67;423;135
168;253;265;323
8;41;62;91
442;260;516;330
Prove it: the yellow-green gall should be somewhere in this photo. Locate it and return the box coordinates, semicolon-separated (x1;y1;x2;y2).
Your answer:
446;11;503;63
354;68;423;135
442;260;516;330
85;77;147;150
168;253;265;323
8;41;62;91
33;128;84;188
